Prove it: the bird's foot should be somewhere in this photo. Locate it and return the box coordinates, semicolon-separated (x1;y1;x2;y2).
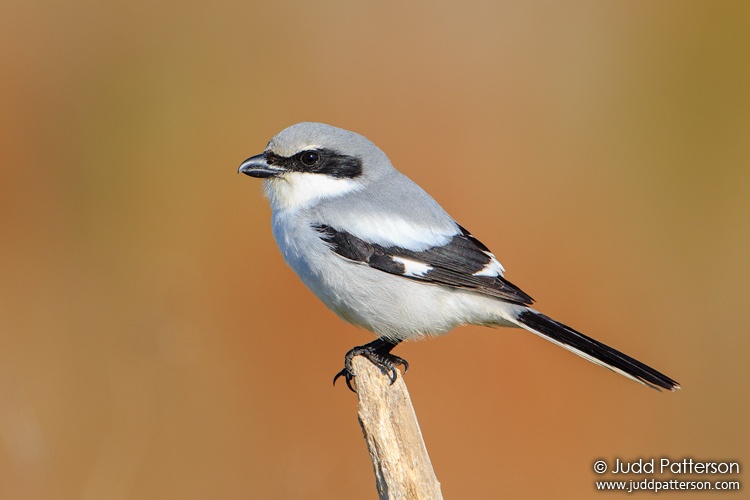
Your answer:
333;338;408;392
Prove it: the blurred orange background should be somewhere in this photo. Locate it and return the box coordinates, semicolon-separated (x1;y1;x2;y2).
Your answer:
1;1;748;498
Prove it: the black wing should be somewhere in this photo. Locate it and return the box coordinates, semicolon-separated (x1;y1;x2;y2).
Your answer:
314;223;534;306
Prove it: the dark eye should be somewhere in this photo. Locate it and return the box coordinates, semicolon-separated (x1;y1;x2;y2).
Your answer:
299;150;321;167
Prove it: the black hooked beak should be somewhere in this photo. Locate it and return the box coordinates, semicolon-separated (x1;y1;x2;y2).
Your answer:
238;153;286;178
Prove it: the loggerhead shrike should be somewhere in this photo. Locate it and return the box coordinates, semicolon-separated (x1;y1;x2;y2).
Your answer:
238;122;679;392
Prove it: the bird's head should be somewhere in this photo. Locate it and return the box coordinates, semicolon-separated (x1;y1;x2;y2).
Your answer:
239;122;393;211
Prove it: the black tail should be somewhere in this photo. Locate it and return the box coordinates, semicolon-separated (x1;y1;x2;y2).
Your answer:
514;310;679;391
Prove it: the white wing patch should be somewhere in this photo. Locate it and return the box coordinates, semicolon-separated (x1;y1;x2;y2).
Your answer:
391;257;433;277
472;254;505;277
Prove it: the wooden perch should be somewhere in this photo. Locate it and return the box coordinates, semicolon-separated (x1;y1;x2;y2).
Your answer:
351;356;444;500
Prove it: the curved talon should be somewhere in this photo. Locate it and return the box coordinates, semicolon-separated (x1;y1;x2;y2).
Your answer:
389;366;398;384
333;369;357;393
392;355;409;373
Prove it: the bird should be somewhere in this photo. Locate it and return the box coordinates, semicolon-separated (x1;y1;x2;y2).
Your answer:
238;122;679;392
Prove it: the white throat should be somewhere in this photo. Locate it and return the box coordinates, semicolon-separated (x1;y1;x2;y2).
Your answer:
264;172;364;212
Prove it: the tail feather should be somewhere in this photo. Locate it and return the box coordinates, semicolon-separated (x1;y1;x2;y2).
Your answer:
513;310;680;391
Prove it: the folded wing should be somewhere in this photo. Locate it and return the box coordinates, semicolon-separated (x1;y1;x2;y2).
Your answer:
314;223;534;306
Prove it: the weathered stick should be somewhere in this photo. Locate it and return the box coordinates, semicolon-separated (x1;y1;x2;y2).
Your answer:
351;356;444;500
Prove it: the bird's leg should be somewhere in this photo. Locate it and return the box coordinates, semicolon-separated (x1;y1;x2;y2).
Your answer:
333;337;409;392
